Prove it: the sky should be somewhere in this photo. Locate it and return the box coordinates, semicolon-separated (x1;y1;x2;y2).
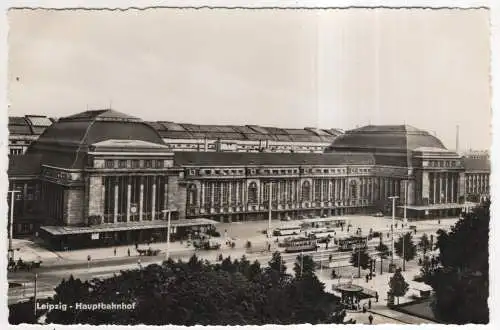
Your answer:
7;8;491;150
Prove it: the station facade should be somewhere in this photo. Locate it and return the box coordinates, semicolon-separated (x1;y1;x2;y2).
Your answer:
8;109;490;249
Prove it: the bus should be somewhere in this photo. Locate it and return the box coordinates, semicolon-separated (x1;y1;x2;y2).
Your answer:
337;236;368;252
273;226;302;237
300;217;347;232
283;237;318;253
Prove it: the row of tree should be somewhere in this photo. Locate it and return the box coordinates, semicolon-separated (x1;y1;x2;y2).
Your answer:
10;252;354;325
422;200;490;324
351;231;433;271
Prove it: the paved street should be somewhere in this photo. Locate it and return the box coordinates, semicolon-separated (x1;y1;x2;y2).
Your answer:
8;215;457;323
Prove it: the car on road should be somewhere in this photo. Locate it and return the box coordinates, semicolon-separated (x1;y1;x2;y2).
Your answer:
374;212;384;217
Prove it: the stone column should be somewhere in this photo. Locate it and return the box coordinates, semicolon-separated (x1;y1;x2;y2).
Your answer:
219;182;223;206
228;182;232;206
113;183;119;223
328;180;332;201
211;182;215;207
139;182;144;221
126;182;131;222
101;185;106;214
163;182;168;215
345;178;349;200
445;173;450;203
407;180;416;206
458;172;466;203
439;173;444;204
151;183;156;221
320;179;324;201
450;174;455;203
340;179;344;200
422;172;430;204
235;181;240;205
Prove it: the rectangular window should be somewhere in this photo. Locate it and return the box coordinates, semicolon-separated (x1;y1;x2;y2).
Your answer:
144;160;152;168
155;160;163;168
131;160;140;168
105;160;114;168
118;160;127;168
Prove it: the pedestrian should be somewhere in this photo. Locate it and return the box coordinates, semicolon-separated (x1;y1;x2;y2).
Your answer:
127;248;130;257
114;248;117;256
329;254;333;263
135;242;138;250
368;299;372;309
375;292;379;302
368;313;374;324
366;274;369;283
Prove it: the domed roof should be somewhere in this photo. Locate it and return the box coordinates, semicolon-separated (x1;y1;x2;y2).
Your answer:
26;109;166;169
326;125;447;153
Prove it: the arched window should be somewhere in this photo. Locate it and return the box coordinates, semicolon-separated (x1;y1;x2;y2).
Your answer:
248;182;258;204
350;181;357;200
187;184;197;206
302;181;311;201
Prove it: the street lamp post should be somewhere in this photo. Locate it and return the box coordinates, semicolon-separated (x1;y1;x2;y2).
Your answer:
388;196;399;271
162;210;172;260
402;230;406;271
353;244;361;278
403;181;408;222
33;273;38;319
8;190;21;260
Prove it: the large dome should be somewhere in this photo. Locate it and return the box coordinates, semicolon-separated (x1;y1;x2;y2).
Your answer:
26;109;165;169
326;125;447;153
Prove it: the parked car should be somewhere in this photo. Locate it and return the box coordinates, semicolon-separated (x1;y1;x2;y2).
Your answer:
374;212;384;217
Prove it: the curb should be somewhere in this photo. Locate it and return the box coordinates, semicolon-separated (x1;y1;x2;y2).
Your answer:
368;309;412;324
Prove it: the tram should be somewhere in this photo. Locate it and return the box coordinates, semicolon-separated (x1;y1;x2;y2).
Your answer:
283;237;318;253
337;236;368;252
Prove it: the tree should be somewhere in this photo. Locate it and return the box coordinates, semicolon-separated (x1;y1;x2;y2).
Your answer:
376;242;390;258
350;247;371;270
428;200;489;324
388;268;409;304
418;255;433;284
264;251;290;285
15;254;348;325
293;254;316;278
395;232;417;261
418;233;431;256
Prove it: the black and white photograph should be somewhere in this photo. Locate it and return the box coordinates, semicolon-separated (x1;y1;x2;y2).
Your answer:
3;1;493;327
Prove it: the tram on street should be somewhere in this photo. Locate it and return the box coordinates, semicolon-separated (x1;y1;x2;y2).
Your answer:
283;237;318;253
337;235;368;252
273;225;302;236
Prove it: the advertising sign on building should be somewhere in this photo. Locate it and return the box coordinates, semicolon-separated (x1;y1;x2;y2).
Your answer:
91;233;99;240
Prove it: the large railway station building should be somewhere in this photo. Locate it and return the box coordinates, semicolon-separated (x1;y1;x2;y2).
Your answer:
8;109;490;249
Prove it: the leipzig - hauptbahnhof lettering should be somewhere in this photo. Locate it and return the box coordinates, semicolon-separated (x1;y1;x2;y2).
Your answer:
8;110;490;250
